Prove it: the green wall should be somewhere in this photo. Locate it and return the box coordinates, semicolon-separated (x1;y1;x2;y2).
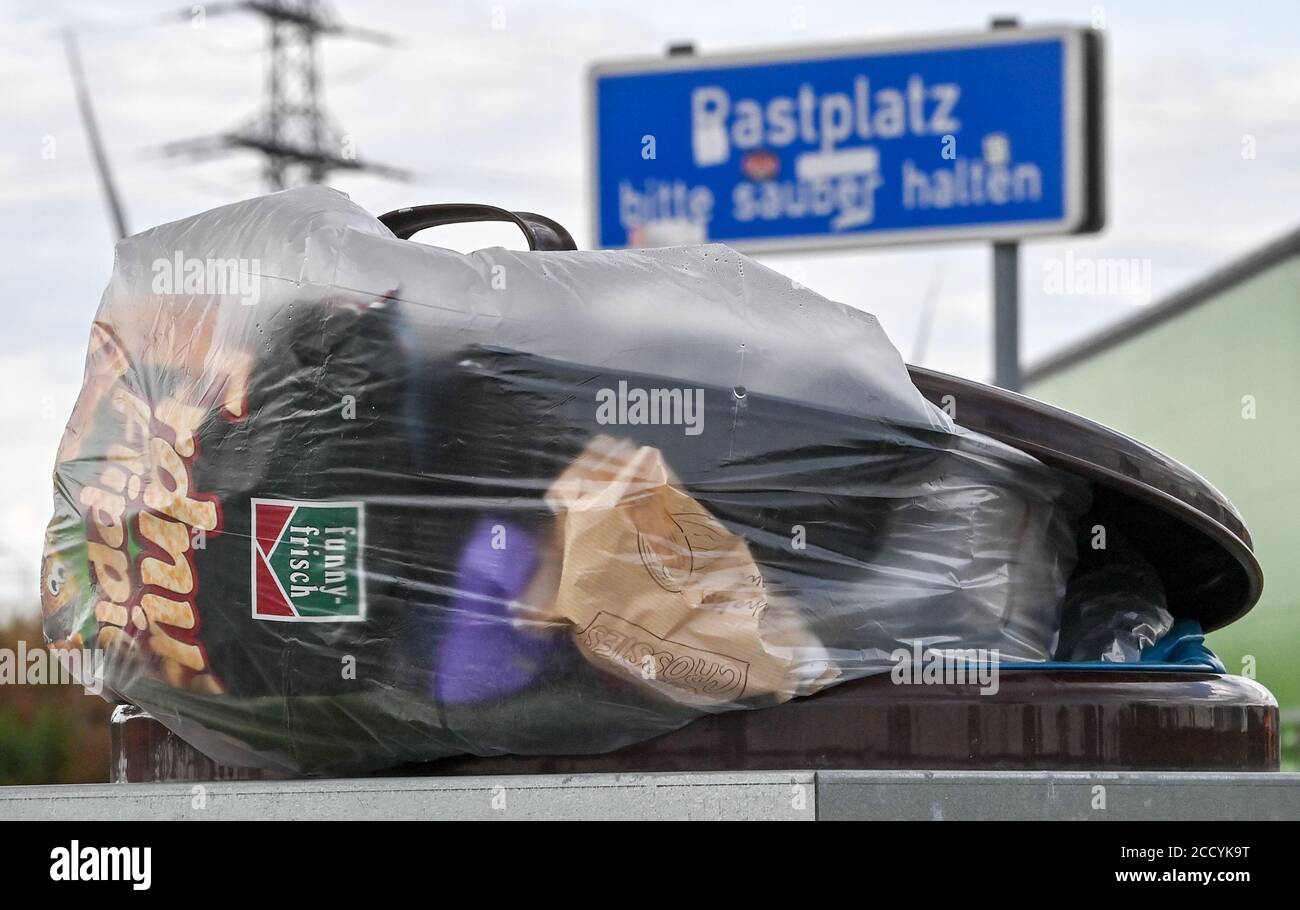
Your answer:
1026;257;1300;743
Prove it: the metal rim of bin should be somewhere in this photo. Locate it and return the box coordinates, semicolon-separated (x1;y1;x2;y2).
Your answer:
908;365;1263;631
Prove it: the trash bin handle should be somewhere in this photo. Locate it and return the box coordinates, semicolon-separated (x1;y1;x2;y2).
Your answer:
377;203;577;252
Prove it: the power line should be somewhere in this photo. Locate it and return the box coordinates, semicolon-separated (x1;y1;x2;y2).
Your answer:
909;259;946;367
63;28;129;240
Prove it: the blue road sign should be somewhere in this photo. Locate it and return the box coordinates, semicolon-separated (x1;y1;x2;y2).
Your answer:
590;26;1102;251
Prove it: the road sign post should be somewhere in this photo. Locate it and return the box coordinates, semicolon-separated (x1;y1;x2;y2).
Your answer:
989;17;1021;391
992;240;1021;390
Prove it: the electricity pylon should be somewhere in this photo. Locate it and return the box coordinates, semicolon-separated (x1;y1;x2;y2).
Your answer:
165;0;408;190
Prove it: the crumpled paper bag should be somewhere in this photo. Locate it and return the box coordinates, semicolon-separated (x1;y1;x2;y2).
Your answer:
541;435;836;706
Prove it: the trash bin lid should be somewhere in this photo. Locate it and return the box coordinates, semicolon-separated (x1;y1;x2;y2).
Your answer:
908;366;1262;632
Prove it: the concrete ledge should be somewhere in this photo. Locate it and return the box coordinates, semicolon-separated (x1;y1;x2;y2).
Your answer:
3;770;1299;820
0;771;816;821
818;770;1300;820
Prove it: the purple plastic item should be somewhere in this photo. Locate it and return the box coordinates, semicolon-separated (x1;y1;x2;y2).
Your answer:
434;517;562;704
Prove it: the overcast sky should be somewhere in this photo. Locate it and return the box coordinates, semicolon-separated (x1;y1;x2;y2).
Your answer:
1;0;1298;620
